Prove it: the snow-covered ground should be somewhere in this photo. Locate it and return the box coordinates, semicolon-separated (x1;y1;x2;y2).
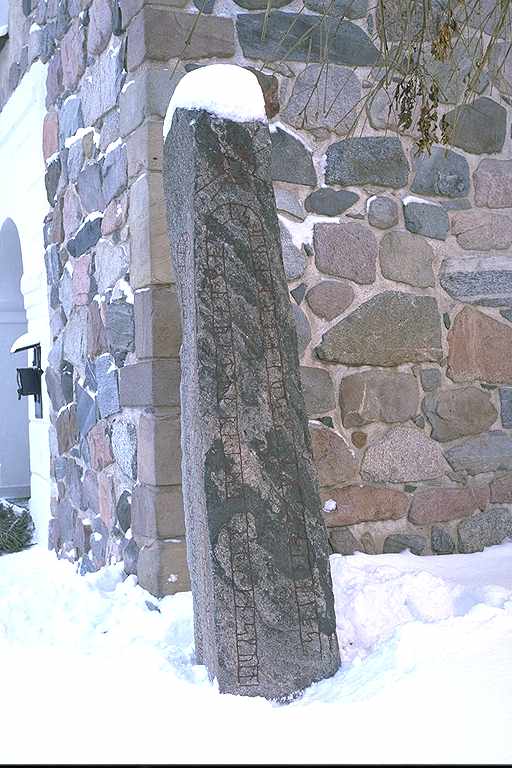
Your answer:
1;543;511;764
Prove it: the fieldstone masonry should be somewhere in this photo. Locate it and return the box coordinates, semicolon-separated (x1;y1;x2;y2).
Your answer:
2;0;512;596
163;90;340;698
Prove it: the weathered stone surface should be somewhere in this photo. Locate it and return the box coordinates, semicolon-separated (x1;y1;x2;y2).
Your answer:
120;67;183;137
321;485;409;526
292;304;311;357
316;292;443;366
232;0;291;7
164;94;339;697
132;483;185;540
237;12;379;65
300;366;335;416
351;431;367;449
366;87;419;134
123;537;138;576
45;158;61;205
66;141;84;184
96;353;120;418
137;538;190;597
306;280;354;320
119;359;180;407
138;410;181;486
442;199;472;211
419;368;442;392
105;300;135;366
403;199;449;240
76;384;97;438
305;0;367;16
111;419;137;480
46;365;72;412
304;189;358;217
101;193;128;236
62;188;82;239
59;96;83;148
274;188;304;221
340;370;418;427
411;147;470;198
87;0;112;57
329;527;361;555
81;46;124;125
367;196;398;229
128;9;235;69
314;222;377;284
451;210;512;251
282;64;361;136
134;285;182;360
325;137;409;188
63;307;88;369
376;0;446;42
271;127;316;186
72;254;92;307
474;159;512;208
431;526;456;555
102;144;128;204
43;111;59;162
488;39;512;99
409;486;490;524
100;110;121;153
423;387;497;442
61;19;85;91
445;431;512;475
88;422;113;472
379;230;434;288
59;270;73;318
95;240;129;295
441;253;512;308
309;423;358;487
87;301;107;358
55;405;79;454
247;68;280;119
77;162;105;214
447;307;512;385
383;534;426;555
291;284;306;305
362;426;448;482
67;216;102;259
500;388;512;428
444;97;506;155
421;40;489;104
490;473;512;503
280;222;307;281
457;507;512;553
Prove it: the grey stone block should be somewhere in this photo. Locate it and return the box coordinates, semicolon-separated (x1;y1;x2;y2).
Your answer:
326;137;409;188
237;12;379;65
132;483;185;540
458;507;512;553
119;359;181;407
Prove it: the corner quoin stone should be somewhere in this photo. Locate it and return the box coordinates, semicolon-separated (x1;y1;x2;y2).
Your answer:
163;68;340;700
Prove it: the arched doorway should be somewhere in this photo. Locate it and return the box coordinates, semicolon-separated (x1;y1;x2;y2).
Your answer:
0;218;30;500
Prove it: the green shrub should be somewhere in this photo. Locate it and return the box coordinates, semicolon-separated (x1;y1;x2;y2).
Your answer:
0;502;34;554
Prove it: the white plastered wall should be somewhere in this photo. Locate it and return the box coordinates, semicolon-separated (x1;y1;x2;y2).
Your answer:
0;61;51;542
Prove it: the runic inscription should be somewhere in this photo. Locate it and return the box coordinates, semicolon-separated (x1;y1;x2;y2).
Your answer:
163;81;340;699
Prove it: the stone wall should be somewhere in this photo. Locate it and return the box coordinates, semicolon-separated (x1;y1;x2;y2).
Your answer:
1;0;189;594
6;0;512;596
124;0;511;563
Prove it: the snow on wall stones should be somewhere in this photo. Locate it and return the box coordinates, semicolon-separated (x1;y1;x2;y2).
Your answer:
6;0;512;591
